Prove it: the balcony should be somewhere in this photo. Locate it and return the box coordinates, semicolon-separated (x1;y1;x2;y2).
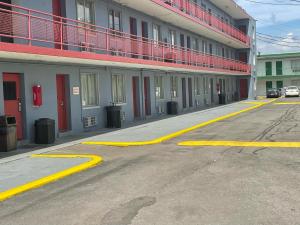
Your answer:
113;0;251;49
0;2;250;75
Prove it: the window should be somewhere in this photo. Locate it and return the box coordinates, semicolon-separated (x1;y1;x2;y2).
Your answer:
202;40;207;53
195;77;201;95
153;24;160;44
109;9;121;31
77;0;95;24
266;81;272;91
112;75;126;104
276;61;283;75
3;82;16;100
169;30;176;46
155;76;164;99
170;76;178;98
203;77;208;94
291;60;300;72
81;73;99;107
266;62;272;76
192;38;199;51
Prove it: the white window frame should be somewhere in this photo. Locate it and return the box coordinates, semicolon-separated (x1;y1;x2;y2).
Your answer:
153;24;160;44
76;0;95;24
109;9;122;31
155;76;164;99
169;30;176;47
112;74;126;104
170;76;178;98
80;72;99;108
195;77;202;96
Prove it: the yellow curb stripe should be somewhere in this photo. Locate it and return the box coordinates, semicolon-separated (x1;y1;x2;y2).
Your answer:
82;99;277;147
274;102;300;105
0;154;102;202
178;140;300;148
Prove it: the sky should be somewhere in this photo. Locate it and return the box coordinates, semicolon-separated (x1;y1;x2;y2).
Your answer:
236;0;300;54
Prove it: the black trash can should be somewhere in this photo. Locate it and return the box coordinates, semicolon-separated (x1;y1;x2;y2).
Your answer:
167;101;178;115
219;94;226;105
0;116;17;152
106;106;122;128
35;118;55;144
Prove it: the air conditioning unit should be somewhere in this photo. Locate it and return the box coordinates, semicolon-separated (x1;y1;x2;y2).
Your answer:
80;42;96;52
156;104;165;114
83;116;97;128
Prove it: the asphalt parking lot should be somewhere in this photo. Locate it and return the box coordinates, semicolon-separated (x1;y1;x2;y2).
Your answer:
0;97;299;225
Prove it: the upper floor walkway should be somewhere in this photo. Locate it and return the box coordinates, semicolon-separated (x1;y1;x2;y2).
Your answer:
0;2;251;75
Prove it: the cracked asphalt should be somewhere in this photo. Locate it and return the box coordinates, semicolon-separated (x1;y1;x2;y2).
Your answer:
0;98;300;225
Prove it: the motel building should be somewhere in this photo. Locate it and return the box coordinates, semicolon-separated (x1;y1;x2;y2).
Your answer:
257;52;300;96
0;0;256;144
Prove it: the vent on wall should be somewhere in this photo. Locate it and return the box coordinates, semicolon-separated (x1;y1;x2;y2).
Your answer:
83;116;97;128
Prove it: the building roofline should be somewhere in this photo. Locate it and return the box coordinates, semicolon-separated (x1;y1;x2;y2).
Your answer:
209;0;253;20
258;52;300;59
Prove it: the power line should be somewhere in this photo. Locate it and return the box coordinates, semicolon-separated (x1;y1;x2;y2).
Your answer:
243;0;300;5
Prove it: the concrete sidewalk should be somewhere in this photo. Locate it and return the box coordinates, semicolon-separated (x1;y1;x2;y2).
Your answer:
0;154;102;202
84;100;266;143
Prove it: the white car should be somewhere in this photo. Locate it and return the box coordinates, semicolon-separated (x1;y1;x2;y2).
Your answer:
285;86;300;97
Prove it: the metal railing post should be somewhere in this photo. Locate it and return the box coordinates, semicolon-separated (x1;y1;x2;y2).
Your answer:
28;10;32;46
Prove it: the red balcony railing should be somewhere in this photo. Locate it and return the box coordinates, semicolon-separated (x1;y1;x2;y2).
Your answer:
157;0;250;45
0;2;251;74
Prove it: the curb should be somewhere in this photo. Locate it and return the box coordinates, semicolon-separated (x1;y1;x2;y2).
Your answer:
82;100;276;147
0;154;102;202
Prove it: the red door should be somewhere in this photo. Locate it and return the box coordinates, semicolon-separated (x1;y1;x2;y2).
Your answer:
240;79;248;99
56;75;68;132
144;77;151;116
132;77;140;118
3;73;23;139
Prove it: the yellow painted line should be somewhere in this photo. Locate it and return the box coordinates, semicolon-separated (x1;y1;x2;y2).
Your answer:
0;154;102;202
82;99;277;147
178;140;300;148
274;102;300;105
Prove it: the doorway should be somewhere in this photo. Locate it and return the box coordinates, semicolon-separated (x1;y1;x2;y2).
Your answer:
130;17;138;58
144;77;151;116
210;78;214;103
3;73;23;139
240;79;248;99
132;76;141;118
141;21;149;59
182;78;187;109
188;78;193;107
0;0;13;43
56;75;68;132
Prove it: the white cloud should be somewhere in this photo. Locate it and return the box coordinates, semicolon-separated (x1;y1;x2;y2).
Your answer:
235;0;300;28
258;33;300;54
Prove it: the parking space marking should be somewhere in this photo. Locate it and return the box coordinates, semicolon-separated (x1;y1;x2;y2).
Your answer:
274;102;300;105
82;100;276;147
0;154;102;202
178;140;300;148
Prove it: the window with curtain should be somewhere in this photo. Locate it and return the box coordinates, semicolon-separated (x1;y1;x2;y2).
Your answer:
155;76;164;99
170;76;178;98
153;24;160;44
112;75;126;103
169;30;176;46
195;77;201;95
291;60;300;72
109;9;121;31
81;73;99;107
77;0;95;24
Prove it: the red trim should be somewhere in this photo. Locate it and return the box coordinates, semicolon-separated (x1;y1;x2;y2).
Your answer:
151;0;250;46
0;43;250;75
